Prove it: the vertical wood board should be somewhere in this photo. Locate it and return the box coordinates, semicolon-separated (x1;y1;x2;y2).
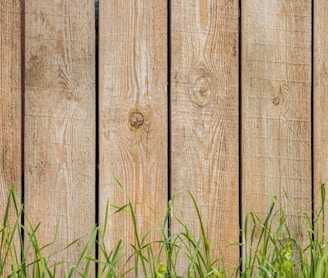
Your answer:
242;0;312;245
0;0;22;207
171;0;239;274
0;0;22;274
314;0;328;229
24;0;95;275
98;0;168;275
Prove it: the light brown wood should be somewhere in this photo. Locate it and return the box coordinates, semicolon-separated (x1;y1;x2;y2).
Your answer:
98;0;168;275
0;0;22;207
314;0;328;229
242;0;311;248
171;0;239;275
0;0;22;274
24;0;95;275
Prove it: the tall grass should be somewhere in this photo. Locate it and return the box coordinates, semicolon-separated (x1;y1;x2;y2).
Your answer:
239;184;328;278
0;184;328;277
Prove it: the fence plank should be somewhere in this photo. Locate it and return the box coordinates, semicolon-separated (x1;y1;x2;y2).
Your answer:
242;0;311;246
314;1;328;228
0;0;22;207
171;0;239;274
24;0;95;275
98;0;168;275
0;0;22;274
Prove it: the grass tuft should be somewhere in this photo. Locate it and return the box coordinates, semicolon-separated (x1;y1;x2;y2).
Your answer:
0;184;328;277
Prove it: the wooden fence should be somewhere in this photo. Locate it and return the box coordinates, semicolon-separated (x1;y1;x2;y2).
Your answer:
0;0;327;276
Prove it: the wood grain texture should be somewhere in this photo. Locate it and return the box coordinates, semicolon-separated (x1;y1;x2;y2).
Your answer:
242;0;311;242
24;0;95;275
0;0;22;274
98;0;168;275
171;0;239;274
314;0;328;228
0;0;22;206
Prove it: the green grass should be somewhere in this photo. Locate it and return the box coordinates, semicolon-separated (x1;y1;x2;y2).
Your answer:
239;185;328;278
0;184;328;277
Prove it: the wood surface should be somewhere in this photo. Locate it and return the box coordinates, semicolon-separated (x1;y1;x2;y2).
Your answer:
314;1;328;229
98;0;168;275
170;0;239;274
0;0;22;273
24;0;95;275
0;0;324;274
0;0;22;209
242;0;312;244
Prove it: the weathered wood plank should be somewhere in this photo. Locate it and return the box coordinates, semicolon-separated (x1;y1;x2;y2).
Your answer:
24;0;95;275
314;0;328;228
242;0;311;247
171;0;239;274
0;0;22;207
0;0;22;274
98;0;168;275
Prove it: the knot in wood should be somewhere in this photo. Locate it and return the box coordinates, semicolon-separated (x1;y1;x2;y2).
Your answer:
273;97;280;106
194;76;211;106
67;92;73;100
129;111;144;129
